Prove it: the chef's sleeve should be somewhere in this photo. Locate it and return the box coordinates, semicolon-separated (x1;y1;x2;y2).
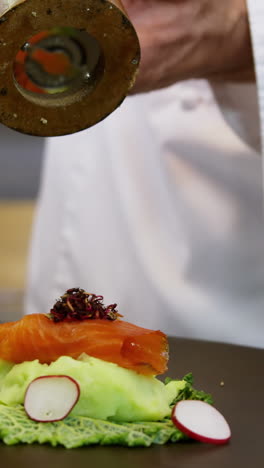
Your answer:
211;0;264;154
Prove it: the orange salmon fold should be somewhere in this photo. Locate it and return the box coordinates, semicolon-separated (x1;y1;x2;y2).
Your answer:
0;315;168;376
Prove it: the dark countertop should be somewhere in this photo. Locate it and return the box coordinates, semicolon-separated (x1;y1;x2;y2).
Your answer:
1;337;263;468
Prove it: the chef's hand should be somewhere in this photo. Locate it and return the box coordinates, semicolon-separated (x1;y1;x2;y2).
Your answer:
123;0;254;93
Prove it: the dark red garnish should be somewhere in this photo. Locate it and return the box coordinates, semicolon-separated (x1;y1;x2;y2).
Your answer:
47;288;121;323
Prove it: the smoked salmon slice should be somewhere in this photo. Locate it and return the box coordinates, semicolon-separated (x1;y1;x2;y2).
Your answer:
0;314;168;376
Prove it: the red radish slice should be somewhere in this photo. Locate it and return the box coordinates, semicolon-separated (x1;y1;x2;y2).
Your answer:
24;375;80;422
172;400;231;445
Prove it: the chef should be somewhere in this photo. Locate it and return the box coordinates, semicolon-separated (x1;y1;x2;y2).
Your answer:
24;0;264;348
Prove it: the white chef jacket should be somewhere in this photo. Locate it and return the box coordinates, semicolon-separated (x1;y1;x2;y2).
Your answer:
25;0;264;349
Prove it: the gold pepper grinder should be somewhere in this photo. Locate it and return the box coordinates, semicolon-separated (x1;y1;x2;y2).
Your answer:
0;0;140;136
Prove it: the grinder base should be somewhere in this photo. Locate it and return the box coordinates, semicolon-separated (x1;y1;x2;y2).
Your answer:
0;0;140;136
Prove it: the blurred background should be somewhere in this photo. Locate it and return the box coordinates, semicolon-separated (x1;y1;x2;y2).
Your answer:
0;128;44;322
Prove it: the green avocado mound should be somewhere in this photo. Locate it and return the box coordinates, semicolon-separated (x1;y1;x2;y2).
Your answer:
0;356;212;448
0;355;186;422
